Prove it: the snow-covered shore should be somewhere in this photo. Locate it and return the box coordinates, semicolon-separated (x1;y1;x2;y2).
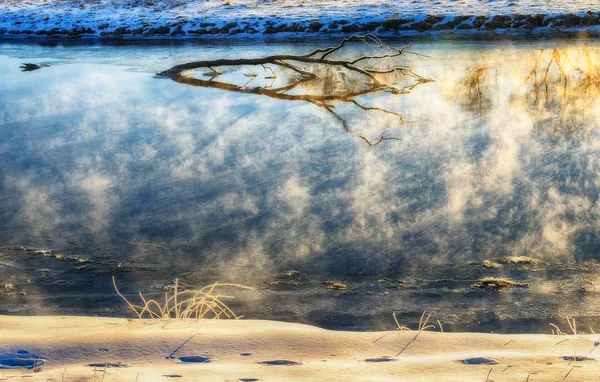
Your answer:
1;0;600;40
1;316;599;381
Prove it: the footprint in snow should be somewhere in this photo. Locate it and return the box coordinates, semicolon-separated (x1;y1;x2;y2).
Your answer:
0;350;44;370
364;357;397;362
458;357;498;365
258;360;301;366
562;356;596;362
88;362;129;368
178;355;212;363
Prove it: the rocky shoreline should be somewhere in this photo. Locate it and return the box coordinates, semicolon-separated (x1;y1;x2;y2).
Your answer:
1;12;600;40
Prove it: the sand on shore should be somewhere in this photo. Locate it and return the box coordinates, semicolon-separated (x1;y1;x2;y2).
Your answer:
0;315;598;381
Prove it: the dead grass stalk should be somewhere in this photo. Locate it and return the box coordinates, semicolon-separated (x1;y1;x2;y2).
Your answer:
112;276;253;320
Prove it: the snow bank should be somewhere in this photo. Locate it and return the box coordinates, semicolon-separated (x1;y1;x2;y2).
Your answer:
1;315;599;381
1;0;599;40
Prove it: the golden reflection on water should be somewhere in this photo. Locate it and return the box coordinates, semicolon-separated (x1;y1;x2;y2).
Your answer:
516;49;600;134
447;47;600;134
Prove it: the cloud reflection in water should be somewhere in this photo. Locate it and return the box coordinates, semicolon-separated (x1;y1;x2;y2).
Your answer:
1;44;600;286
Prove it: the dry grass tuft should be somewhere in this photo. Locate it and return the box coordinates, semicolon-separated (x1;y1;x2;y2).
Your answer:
550;317;589;336
392;312;411;331
550;322;565;336
396;310;435;356
112;276;253;320
549;317;600;356
373;310;439;350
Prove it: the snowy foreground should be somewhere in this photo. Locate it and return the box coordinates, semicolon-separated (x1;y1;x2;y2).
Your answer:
1;316;599;381
1;0;600;40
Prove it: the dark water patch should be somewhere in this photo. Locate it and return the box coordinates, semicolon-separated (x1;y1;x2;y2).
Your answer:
178;356;211;363
458;357;498;365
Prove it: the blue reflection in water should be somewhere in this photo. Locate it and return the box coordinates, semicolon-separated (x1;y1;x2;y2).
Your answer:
1;40;600;332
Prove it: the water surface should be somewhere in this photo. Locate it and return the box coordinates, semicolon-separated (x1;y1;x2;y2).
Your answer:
1;39;600;332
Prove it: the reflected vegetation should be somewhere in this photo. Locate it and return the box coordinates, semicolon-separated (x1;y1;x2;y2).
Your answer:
516;48;600;134
456;67;493;113
1;41;600;331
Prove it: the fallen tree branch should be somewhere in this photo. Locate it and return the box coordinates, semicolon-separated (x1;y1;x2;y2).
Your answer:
158;34;435;145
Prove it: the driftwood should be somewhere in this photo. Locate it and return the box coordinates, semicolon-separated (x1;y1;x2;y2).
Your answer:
158;34;434;145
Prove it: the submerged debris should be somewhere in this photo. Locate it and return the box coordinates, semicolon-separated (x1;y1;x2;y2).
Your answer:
582;261;600;270
268;280;303;287
280;270;302;278
495;256;545;265
68;256;89;264
396;280;417;289
471;277;528;291
324;281;348;291
268;270;309;288
482;260;502;269
28;249;90;264
471;256;547;269
0;283;14;293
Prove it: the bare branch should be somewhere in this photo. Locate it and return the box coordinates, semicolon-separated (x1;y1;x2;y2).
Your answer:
348;99;405;122
273;60;315;78
303;33;383;59
158;35;434;145
319;33;385;60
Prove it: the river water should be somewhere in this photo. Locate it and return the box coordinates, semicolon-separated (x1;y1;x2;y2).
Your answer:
1;38;600;332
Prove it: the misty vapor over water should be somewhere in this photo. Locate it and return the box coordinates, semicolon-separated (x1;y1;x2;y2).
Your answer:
1;41;600;330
